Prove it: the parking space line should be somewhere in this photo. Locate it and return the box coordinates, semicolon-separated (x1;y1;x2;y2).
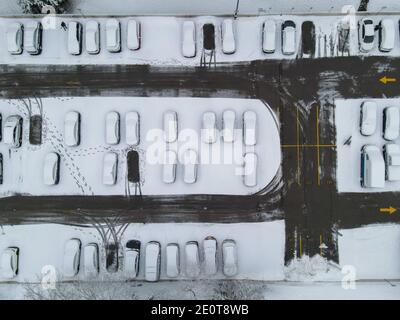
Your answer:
316;105;321;186
296;106;301;185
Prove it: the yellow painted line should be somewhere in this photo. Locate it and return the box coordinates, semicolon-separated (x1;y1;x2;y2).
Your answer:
379;206;397;214
282;144;336;148
316;105;321;186
299;234;303;257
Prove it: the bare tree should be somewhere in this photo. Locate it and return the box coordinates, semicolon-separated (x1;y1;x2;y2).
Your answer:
17;0;69;14
212;280;265;300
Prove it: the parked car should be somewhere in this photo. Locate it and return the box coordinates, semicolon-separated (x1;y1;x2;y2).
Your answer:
125;111;140;146
222;239;238;277
145;241;161;282
1;247;19;279
83;243;99;275
105;111;120;145
182;21;196;58
86;20;100;54
221;19;236;54
281;20;296;55
185;241;200;277
127;19;141;51
63;239;81;277
43;152;60;185
262;19;276;53
25;21;42;55
6;22;23;55
163;150;177;184
379;19;395;52
203;236;217;275
166;243;180;278
358;18;375;52
0;153;3;185
103;152;118;185
183;149;198;184
202;111;217;144
163;111;178;143
125;240;141;278
383;143;400;181
222;109;235;142
243;110;257;146
360;101;377;136
360;145;385;188
383;107;399;140
243;152;258;187
4;115;23;148
106;19;121;52
68;21;83;55
64;111;80;147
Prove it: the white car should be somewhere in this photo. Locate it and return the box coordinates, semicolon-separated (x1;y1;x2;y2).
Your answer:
185;241;200;277
145;241;161;282
361;145;385;188
125;242;140;279
222;240;238;277
105;111;120;145
68;21;83;55
4;115;23;148
1;247;19;279
183;149;198;184
243;110;257;146
182;21;196;58
106;19;121;52
43;152;60;186
83;243;99;275
64;111;80;147
222;109;235;142
201;111;217;144
281;20;296;55
383;144;400;181
379;19;395;52
243;152;258;187
127;19;141;50
7;22;23;55
163;150;177;184
262;19;276;53
383;107;399;141
103;152;118;185
163;111;178;143
203;236;217;275
358;18;375;52
25;21;42;55
166;243;180;278
125;111;140;146
221;19;236;54
86;20;100;54
360;101;377;136
63;239;81;277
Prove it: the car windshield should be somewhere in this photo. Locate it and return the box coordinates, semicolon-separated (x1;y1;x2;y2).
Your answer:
364;35;374;43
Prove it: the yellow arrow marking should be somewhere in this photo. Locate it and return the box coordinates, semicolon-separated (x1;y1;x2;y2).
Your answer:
379;76;397;84
379;206;397;214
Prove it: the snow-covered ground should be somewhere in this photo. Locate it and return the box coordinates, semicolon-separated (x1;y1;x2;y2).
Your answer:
336;98;400;193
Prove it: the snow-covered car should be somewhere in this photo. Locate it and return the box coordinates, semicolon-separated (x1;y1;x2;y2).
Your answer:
163;150;177;184
4;115;23;148
105;111;120;145
361;145;385;188
86;20;100;54
185;241;200;277
243;152;258;187
125;240;141;278
360;101;377;136
383;107;399;141
222;239;238;277
6;22;23;55
262;19;276;53
145;241;161;282
25;21;42;55
163;111;178;143
68;21;83;55
83;243;99;275
222;109;235;142
243;110;257;146
106;19;121;52
358;18;375;53
166;243;180;278
378;19;395;52
183;149;198;184
281;20;296;55
63;239;81;277
203;236;217;275
383;143;400;182
43;152;60;186
64;111;80;147
126;111;140;146
201;111;217;144
221;19;235;54
1;247;19;279
127;19;141;51
103;152;118;185
182;21;196;58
